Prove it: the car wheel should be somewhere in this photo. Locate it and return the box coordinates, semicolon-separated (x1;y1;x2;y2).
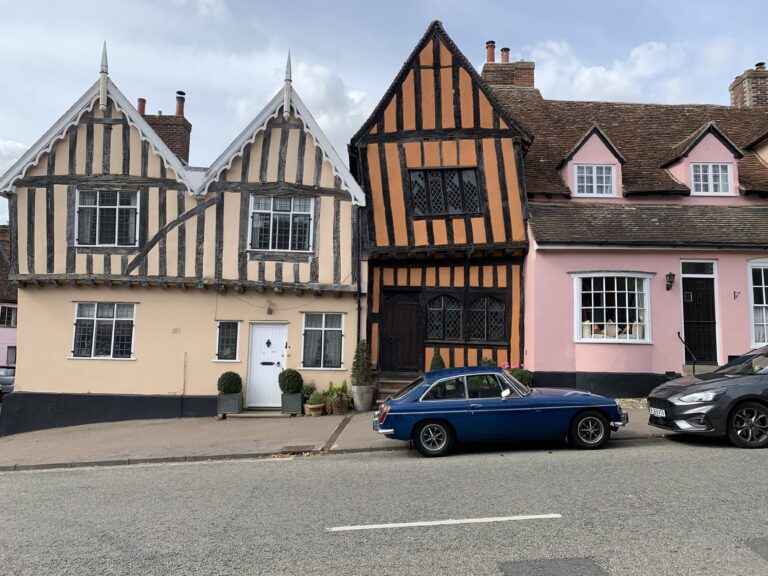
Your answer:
569;411;610;450
413;421;454;457
727;402;768;449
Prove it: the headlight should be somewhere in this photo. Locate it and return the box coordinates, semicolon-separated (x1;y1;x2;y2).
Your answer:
677;389;725;403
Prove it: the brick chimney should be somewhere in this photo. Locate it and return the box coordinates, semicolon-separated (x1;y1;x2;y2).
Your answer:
139;91;192;163
729;62;768;108
481;42;535;88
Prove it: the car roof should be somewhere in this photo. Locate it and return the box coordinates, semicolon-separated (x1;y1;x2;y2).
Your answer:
425;366;503;379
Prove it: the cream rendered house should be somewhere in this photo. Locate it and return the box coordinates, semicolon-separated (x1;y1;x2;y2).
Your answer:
0;50;366;434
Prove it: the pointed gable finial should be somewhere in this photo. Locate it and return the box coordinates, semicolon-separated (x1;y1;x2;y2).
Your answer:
283;50;292;120
99;42;109;112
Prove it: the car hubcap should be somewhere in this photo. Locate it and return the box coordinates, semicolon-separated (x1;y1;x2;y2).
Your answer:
577;417;604;444
733;408;768;445
421;425;447;452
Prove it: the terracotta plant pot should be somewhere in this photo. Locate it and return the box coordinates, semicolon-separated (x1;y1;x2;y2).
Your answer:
307;403;325;417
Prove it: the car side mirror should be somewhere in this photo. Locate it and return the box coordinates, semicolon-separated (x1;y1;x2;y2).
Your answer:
501;388;511;400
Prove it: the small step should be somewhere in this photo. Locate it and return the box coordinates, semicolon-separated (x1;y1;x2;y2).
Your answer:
681;364;719;377
227;410;291;418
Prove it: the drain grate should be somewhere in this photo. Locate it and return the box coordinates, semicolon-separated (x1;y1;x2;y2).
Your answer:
747;537;768;561
499;558;608;576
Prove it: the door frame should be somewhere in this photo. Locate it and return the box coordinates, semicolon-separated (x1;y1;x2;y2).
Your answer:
679;260;720;365
246;321;289;408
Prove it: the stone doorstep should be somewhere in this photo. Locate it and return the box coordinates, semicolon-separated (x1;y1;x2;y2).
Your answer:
226;411;290;418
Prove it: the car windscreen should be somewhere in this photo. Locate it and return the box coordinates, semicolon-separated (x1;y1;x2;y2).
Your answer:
715;351;768;375
0;368;14;376
502;370;532;395
392;376;425;400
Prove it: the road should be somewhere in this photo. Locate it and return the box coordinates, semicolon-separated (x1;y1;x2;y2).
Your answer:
1;436;766;576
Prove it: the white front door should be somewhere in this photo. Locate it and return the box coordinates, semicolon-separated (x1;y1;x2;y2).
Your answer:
247;323;288;408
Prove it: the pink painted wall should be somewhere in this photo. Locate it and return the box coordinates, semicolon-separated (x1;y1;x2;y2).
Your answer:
667;133;739;196
0;303;17;366
560;133;623;198
524;242;765;375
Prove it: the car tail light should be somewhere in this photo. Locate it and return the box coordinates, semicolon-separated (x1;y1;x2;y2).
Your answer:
378;405;390;423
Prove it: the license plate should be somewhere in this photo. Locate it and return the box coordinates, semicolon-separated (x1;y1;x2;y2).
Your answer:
649;407;666;418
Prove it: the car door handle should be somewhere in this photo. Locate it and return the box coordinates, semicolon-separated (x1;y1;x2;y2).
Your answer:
469;404;483;409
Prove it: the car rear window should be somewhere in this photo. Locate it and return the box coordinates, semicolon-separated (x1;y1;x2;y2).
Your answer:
392;377;425;400
423;377;466;401
715;351;768;375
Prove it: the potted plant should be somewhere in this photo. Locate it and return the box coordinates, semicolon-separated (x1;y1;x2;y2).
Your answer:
302;382;317;416
430;350;446;371
324;381;337;414
217;371;243;417
278;368;304;415
305;391;325;417
351;340;375;412
331;380;351;415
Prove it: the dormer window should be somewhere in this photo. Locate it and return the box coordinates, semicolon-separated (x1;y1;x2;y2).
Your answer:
691;163;731;195
574;165;615;196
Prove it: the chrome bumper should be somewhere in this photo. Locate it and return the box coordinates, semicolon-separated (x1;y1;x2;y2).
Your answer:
612;410;629;428
372;414;394;435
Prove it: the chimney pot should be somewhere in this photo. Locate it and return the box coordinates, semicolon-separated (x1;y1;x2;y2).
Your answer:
137;98;146;116
756;62;766;71
486;40;496;63
501;47;510;63
175;90;186;117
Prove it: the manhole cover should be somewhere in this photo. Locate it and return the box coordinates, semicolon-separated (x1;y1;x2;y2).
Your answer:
747;537;768;561
499;558;608;576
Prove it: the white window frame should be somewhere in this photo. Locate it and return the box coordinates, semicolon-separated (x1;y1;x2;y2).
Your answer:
690;163;732;196
75;189;140;247
70;302;136;360
573;164;616;197
214;321;241;363
300;312;345;370
748;260;768;348
0;305;17;328
247;195;314;253
573;272;653;344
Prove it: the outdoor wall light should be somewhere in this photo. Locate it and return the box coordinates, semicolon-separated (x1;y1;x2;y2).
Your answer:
666;272;676;291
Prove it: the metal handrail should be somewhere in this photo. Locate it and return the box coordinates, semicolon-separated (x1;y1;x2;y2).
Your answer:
677;331;697;377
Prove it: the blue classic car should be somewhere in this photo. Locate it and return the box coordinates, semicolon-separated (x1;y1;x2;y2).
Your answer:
373;366;628;456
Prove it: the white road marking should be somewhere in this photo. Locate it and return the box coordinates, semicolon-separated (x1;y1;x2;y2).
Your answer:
326;513;562;532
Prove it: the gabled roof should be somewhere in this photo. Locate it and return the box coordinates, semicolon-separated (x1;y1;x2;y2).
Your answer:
557;123;626;169
198;87;365;205
660;121;743;168
0;78;195;194
350;20;532;145
744;122;768;150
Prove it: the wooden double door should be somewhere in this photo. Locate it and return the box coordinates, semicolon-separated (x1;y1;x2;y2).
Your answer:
379;291;423;372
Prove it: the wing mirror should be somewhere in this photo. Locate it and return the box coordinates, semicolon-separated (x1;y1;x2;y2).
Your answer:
501;388;511;400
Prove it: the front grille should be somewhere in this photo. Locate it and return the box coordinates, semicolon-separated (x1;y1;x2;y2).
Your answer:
647;397;676;428
648;397;674;411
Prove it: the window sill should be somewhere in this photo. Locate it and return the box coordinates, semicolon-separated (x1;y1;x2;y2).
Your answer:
574;339;653;345
689;193;735;197
299;366;346;371
212;359;241;363
247;251;314;262
67;356;137;361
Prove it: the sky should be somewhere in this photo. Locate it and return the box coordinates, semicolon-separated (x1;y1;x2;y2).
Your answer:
0;0;766;222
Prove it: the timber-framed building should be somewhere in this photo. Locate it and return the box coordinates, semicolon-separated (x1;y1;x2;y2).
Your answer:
350;22;530;375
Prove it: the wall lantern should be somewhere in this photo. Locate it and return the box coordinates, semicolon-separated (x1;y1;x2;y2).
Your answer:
665;272;676;291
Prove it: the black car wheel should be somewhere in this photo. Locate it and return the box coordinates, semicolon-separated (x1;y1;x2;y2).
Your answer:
727;402;768;449
569;411;610;450
413;421;454;457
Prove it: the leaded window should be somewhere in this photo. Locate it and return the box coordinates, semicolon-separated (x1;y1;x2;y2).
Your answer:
250;196;313;252
751;266;768;345
469;296;505;341
216;322;239;361
426;295;462;341
72;302;135;359
575;165;614;196
409;169;480;216
76;190;138;246
302;313;343;368
0;306;17;327
6;346;16;366
692;163;731;195
576;275;649;342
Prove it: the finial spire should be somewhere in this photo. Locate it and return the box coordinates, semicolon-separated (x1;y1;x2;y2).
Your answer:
283;50;292;120
99;42;109;112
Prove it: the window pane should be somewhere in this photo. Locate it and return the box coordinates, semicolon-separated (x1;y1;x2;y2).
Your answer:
324;314;342;329
99;191;118;206
251;213;271;249
115;304;134;319
274;197;291;212
98;207;117;244
217;322;238;361
290;213;311;251
682;262;713;275
488;298;505;340
77;303;96;318
117;208;137;245
272;213;291;250
467;374;502;399
410;171;428;216
79;191;97;206
73;320;94;357
305;314;323;328
461;170;479;212
428;171;445;213
444;170;462;213
469;299;487;340
427;307;443;339
96;303;115;318
93;320;114;356
252;196;271;211
424;377;465;400
112;320;133;358
118;191;136;206
323;330;342;368
78;207;97;245
293;198;312;212
302;329;322;368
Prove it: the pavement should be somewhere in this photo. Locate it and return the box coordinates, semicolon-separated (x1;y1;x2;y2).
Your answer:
0;407;663;471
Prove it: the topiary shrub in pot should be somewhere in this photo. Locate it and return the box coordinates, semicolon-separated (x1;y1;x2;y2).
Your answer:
278;368;304;415
306;391;325;417
430;351;446;371
351;340;375;412
217;371;243;417
302;383;317;415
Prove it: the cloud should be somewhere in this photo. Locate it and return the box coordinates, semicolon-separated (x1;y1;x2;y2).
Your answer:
172;0;229;21
0;139;27;174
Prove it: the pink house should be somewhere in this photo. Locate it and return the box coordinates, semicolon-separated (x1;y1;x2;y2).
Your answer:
484;55;768;396
0;226;18;368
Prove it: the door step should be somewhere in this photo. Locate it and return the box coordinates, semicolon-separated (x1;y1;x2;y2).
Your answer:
681;364;719;377
227;410;290;419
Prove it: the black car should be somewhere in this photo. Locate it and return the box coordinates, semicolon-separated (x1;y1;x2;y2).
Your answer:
0;366;14;401
648;347;768;448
